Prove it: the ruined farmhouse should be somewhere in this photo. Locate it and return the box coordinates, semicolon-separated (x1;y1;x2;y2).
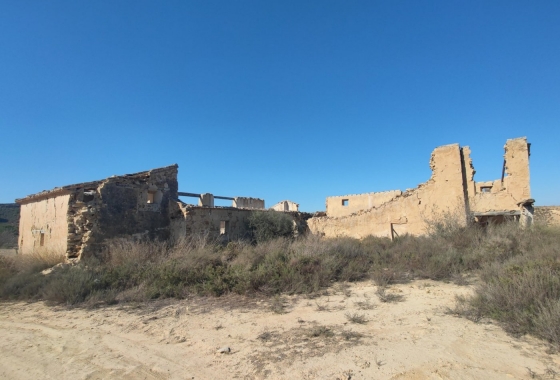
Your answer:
308;137;534;239
15;165;307;259
15;137;536;259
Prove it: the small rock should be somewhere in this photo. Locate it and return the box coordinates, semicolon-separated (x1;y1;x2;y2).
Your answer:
217;346;231;354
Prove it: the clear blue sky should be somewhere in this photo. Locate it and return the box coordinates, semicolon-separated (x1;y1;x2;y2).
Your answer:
1;1;559;211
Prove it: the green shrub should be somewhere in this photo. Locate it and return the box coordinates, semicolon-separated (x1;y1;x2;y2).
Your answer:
248;210;294;243
454;225;560;346
2;220;560;351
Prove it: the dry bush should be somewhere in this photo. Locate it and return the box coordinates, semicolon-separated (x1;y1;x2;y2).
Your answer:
270;295;287;314
455;225;560;346
15;251;66;272
248;210;295;243
341;330;363;340
308;325;334;338
376;287;405;303
0;250;66;301
345;312;368;324
354;298;375;310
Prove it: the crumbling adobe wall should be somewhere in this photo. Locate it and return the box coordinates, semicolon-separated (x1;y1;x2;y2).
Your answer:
17;194;71;255
464;138;531;214
308;144;467;239
326;190;402;218
534;206;560;226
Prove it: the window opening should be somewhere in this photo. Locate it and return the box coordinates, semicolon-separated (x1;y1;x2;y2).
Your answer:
83;191;95;202
220;221;229;235
342;199;349;206
40;232;45;247
147;191;155;204
481;186;492;193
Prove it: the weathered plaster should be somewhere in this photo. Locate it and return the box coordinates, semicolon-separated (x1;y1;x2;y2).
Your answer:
18;194;70;255
326;190;402;218
466;138;531;215
309;138;532;239
309;144;467;239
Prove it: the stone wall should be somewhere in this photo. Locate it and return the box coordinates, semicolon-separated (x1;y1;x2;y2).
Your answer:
534;206;560;226
465;138;532;215
175;205;254;241
308;144;468;239
326;190;402;218
17;165;179;259
79;165;178;258
170;204;313;242
233;197;265;210
270;200;299;212
308;138;532;239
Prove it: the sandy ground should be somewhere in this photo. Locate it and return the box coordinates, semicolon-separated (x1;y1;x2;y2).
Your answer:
1;280;559;380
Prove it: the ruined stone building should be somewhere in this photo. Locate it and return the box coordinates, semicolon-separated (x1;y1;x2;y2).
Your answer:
270;200;299;212
171;192;267;243
308;137;534;239
16;165;180;258
14;137;539;257
15;165;288;259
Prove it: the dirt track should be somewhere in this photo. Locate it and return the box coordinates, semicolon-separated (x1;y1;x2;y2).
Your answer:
1;280;558;379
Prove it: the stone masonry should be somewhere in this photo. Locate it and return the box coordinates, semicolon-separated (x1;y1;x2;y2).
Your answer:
16;165;179;259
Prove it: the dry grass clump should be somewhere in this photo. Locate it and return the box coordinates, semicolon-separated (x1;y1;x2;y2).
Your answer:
345;312;368;324
376;287;405;303
308;325;334;338
354;298;375;310
269;295;287;314
0;250;66;300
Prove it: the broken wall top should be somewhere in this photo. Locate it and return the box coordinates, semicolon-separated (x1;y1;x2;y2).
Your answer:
15;164;179;205
324;143;465;218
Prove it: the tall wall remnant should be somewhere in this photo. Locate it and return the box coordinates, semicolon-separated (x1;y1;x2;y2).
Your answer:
308;137;533;239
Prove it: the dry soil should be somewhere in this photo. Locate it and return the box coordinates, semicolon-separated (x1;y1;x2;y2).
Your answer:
1;280;559;379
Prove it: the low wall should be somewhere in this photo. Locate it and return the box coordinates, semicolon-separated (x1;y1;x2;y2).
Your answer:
326;190;402;218
534;206;560;226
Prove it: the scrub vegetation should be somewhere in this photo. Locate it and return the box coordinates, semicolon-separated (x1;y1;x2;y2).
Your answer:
1;217;559;347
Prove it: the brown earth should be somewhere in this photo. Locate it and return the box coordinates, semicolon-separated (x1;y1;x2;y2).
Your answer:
1;280;559;379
